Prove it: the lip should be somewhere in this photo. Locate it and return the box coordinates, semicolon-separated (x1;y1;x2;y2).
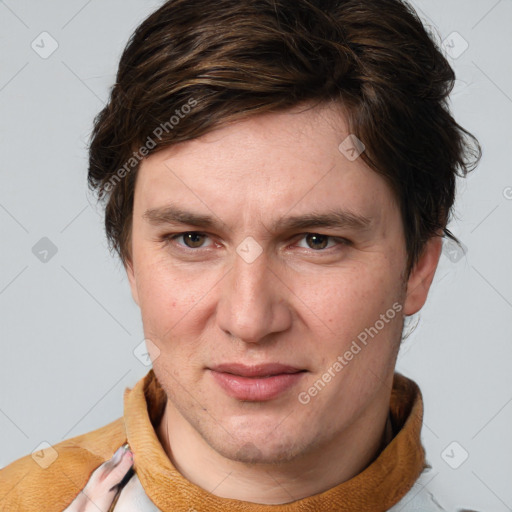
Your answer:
208;363;306;401
210;363;304;377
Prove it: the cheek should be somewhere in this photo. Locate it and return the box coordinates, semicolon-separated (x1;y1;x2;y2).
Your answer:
308;263;404;353
134;254;205;338
313;263;397;318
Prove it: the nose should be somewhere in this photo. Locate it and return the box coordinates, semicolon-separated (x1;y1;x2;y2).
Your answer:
216;247;292;344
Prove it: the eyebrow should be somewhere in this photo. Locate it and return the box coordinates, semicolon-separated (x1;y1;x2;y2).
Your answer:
142;204;373;233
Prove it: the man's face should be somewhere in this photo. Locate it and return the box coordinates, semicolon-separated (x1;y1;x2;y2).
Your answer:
126;102;436;464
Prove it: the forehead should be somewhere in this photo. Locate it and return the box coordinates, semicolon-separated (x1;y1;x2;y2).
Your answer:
134;103;398;229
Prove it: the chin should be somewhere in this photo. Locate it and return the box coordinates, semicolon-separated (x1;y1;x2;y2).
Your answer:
203;427;314;465
226;442;301;465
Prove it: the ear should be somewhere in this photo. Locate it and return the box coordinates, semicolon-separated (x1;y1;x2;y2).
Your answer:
403;235;443;316
125;258;140;306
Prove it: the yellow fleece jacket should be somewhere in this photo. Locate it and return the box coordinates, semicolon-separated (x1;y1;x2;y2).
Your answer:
0;370;427;511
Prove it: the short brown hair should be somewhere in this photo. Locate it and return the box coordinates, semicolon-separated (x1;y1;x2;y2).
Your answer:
88;0;481;276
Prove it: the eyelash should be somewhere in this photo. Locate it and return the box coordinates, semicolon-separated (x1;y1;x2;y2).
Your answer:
160;231;351;253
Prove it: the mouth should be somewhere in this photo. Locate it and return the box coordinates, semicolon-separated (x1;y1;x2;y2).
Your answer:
208;363;307;401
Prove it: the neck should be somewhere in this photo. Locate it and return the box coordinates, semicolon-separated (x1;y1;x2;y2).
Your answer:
156;387;394;505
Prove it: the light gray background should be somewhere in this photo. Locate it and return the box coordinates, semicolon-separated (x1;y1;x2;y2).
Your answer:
0;0;511;510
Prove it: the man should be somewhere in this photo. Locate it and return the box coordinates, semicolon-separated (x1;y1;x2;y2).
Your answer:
0;0;481;510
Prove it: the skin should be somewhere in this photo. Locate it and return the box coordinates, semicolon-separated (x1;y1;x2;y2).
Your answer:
123;101;442;504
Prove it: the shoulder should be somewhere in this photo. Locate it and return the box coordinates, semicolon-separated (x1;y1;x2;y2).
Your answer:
0;416;126;512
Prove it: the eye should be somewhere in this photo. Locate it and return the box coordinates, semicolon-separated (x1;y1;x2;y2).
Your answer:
296;233;348;251
168;232;212;249
161;231;349;253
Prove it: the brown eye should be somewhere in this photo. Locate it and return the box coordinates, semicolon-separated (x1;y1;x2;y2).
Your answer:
305;233;329;250
182;232;207;248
